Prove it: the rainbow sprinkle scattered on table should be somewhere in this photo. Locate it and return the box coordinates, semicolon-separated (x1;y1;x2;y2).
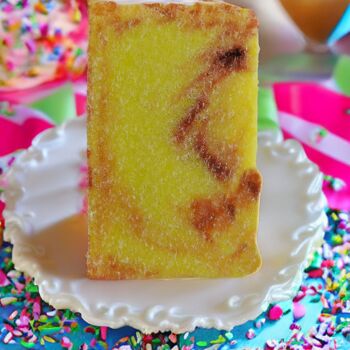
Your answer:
0;207;350;349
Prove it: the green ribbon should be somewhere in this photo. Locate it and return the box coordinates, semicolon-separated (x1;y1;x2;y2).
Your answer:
30;83;76;124
258;87;279;131
334;55;350;96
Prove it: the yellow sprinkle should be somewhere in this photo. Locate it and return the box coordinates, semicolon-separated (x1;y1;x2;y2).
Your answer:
43;336;56;343
27;67;39;77
72;8;82;23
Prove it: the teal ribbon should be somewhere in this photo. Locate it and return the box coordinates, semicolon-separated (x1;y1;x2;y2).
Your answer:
258;87;279;131
30;83;76;124
328;5;350;45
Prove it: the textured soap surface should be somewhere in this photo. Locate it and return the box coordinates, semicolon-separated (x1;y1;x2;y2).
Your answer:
87;0;261;279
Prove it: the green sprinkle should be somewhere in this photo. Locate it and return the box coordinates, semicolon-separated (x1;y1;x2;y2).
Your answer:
196;341;208;347
331;234;343;246
75;47;83;57
131;336;137;347
336;321;350;331
210;335;225;344
20;340;36;348
25;283;38;293
38;315;48;323
97;340;108;349
318;128;328;137
38;325;62;334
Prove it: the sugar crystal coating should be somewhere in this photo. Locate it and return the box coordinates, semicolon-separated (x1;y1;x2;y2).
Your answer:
87;0;261;279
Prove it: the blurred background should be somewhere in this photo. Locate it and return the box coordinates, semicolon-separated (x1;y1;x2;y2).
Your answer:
233;0;350;60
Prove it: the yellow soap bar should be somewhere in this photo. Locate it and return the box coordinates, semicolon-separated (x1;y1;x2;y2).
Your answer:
87;0;262;279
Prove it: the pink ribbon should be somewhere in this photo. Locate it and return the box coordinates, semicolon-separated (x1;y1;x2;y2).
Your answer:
274;82;350;210
0;106;53;156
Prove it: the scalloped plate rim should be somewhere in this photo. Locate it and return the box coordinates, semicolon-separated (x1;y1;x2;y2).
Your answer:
2;118;328;333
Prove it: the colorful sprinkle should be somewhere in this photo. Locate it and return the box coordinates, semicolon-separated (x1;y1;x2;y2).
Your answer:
0;0;87;89
311;127;328;145
293;302;306;320
245;328;256;339
267;305;284;321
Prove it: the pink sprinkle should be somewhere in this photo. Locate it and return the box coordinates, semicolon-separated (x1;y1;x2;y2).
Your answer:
327;327;335;336
3;4;13;12
90;338;97;346
12;330;23;337
14;282;25;292
321;260;334;268
320;295;330;308
40;23;49;37
265;339;278;349
4;332;13;344
293;291;305;303
79;177;88;189
82;197;88;213
246;328;256;339
80;164;88;172
289;323;301;331
337;258;345;269
19;314;30;327
307;268;324;278
2;36;12;47
25;40;37;54
0;270;10;287
33;299;41;319
255;318;266;328
267;305;283;321
61;336;73;349
5;60;14;71
100;326;107;341
339;221;347;229
293;302;306;320
300;285;308;292
8;310;18;321
307;285;319;295
5;324;14;332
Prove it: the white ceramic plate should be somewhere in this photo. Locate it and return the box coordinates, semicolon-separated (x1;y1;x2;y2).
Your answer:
3;118;327;333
